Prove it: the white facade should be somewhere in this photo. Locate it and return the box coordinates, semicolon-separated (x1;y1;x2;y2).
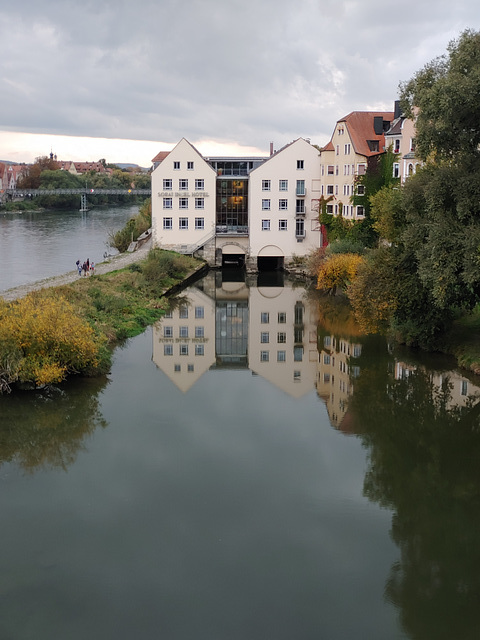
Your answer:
248;138;323;262
151;137;323;270
151;138;217;254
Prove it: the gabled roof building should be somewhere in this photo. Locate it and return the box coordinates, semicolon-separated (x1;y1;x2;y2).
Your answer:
151;137;324;270
319;110;394;220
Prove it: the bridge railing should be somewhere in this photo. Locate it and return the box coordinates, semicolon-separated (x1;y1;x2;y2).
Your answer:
5;188;152;196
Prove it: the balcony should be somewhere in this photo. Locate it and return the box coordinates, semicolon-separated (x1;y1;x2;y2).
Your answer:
216;225;249;235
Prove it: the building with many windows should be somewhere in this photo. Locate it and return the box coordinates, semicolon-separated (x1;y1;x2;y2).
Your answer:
319;110;394;220
151;137;324;270
384;102;421;182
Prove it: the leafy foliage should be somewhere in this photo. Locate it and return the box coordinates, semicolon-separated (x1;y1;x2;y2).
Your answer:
0;293;102;391
109;198;152;252
316;252;363;295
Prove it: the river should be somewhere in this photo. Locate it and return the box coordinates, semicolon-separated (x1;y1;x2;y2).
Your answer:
0;204;138;291
0;212;480;639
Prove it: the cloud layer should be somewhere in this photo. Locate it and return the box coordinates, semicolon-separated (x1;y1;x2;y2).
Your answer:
1;0;479;159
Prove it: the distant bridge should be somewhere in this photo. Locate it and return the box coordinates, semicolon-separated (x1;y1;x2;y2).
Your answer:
5;188;151;196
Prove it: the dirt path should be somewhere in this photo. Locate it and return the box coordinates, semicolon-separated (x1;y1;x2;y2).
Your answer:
1;240;152;302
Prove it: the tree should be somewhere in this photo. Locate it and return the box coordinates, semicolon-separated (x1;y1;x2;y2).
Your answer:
400;29;480;165
316;252;363;295
17;155;60;190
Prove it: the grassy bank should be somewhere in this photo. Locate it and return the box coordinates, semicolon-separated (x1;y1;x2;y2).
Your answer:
0;249;204;392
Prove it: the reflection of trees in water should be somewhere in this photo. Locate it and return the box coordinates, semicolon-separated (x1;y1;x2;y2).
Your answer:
0;377;108;472
350;364;480;639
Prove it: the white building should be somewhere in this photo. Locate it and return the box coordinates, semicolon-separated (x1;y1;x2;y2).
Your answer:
151;137;324;270
384;102;421;183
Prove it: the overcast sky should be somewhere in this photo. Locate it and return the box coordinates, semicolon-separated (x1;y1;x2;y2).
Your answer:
1;0;479;167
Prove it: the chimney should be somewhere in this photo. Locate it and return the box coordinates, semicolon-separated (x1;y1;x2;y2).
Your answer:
270;142;274;156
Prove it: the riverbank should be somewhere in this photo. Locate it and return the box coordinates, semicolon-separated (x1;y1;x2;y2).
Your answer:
0;246;206;391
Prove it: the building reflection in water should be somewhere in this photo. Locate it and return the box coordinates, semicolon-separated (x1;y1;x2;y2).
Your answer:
316;335;362;431
152;270;320;398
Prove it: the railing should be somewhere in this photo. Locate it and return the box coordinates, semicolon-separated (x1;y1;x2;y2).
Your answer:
215;225;248;235
176;229;216;255
5;188;151;196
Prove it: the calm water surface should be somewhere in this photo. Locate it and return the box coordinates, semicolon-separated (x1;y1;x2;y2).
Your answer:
1;224;480;638
0;204;138;291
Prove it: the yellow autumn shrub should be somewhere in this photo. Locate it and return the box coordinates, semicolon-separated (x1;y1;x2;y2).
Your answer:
0;292;100;389
316;253;364;294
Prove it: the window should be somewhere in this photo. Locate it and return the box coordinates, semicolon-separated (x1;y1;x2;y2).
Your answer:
344;143;351;154
277;350;286;362
279;219;287;231
262;179;271;191
179;217;188;229
163;217;172;230
262;199;271;210
195;178;204;190
195;217;204;229
179;198;188;209
294;346;304;362
296;180;305;196
357;164;366;175
164;344;173;356
410;138;416;152
260;351;269;362
261;312;269;323
324;354;330;364
461;380;468;396
279;199;288;210
326;185;334;195
357;205;365;216
179;306;188;318
394;139;400;153
278;312;286;323
173;161;180;170
195;198;204;210
295;219;305;238
195;306;204;319
336;145;339;155
279;179;288;191
260;332;269;344
326;204;333;214
179;178;188;190
195;344;204;356
327;165;334;175
179;344;188;356
188;364;194;372
296;200;305;213
195;326;204;338
393;163;400;178
163;326;173;338
357;185;365;195
297;160;304;169
179;326;188;338
262;219;270;231
293;371;301;382
163;198;172;209
164;310;173;318
277;332;286;344
163;178;172;190
187;161;194;170
174;364;181;372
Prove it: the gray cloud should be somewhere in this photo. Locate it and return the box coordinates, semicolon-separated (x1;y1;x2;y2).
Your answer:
1;0;479;152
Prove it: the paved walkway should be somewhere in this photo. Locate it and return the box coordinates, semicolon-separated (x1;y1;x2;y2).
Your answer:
1;240;152;302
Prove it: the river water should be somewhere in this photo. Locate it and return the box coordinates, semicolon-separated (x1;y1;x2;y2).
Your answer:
1;211;480;639
0;204;138;291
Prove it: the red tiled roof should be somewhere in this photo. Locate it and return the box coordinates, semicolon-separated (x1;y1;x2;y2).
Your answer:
340;111;394;157
151;151;170;164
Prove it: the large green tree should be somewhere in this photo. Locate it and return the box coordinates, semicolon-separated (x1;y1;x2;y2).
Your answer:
399;30;480;313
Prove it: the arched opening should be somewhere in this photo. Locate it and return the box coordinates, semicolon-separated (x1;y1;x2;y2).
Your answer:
220;243;246;269
257;245;285;272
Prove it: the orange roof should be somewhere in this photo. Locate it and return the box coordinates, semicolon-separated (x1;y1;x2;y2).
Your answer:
324;111;394;157
151;151;170;164
341;111;394;157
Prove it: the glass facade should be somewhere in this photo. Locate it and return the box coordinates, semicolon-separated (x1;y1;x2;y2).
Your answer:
216;179;249;233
